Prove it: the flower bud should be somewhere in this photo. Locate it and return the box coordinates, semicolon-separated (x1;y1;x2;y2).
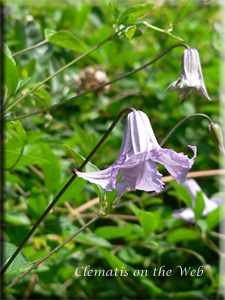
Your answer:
208;123;225;155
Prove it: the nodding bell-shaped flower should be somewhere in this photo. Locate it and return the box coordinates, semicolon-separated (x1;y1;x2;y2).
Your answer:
75;110;197;197
166;48;211;102
173;179;223;223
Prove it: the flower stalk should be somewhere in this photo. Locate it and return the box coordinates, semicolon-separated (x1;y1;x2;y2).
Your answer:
4;43;190;122
0;107;134;276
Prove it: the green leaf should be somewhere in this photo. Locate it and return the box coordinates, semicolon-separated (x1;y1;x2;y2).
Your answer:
28;194;47;221
119;4;154;24
55;177;86;205
14;78;31;94
5;149;48;168
169;181;193;208
2;44;19;97
34;88;51;106
64;144;105;205
193;191;205;221
167;228;201;243
7;119;27;146
173;290;205;299
206;202;225;230
1;242;30;276
8;120;26;142
22;58;36;78
41;145;61;194
129;203;158;237
125;25;137;40
97;246;132;272
5;212;30;225
77;233;111;247
45;29;86;53
106;189;117;209
95;225;140;240
118;247;144;264
109;0;120;20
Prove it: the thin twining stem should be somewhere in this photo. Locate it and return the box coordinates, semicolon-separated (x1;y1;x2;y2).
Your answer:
4;36;111;114
5;43;190;122
0;106;135;276
160;113;213;147
1;215;101;294
12;40;48;57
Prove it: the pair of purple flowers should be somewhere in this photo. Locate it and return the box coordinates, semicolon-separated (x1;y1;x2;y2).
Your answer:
75;48;222;219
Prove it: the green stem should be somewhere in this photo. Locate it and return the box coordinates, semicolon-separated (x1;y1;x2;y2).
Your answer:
160;113;213;147
4;43;189;122
4;36;111;114
0;106;135;276
1;215;101;294
12;40;48;57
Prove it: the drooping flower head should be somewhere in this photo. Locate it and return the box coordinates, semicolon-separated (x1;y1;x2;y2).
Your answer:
166;48;211;102
75;110;197;196
173;179;223;222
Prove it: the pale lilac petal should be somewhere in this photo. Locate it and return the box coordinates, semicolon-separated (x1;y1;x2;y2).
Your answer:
117;157;163;196
210;197;224;205
166;48;211;101
75;111;198;197
203;198;222;216
173;179;223;223
172;207;195;223
152;146;197;185
75;165;119;192
119;111;160;156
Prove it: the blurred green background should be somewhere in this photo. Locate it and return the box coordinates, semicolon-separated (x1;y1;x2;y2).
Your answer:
3;0;224;299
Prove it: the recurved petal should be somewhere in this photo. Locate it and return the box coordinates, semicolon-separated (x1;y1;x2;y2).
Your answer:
75;164;120;192
152;146;197;185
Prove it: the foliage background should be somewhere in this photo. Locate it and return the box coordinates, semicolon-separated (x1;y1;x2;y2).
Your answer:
2;0;224;299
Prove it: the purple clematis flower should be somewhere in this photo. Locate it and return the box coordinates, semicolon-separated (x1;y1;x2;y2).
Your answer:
166;48;211;102
173;179;223;222
75;110;197;197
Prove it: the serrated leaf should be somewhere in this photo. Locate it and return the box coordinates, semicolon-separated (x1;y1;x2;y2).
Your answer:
119;4;154;24
45;29;86;53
